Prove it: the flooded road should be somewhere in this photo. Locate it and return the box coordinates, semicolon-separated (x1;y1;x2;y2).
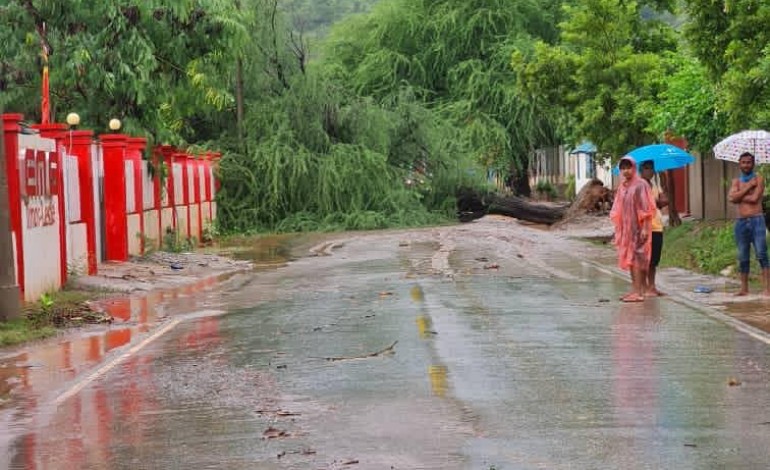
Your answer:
3;219;770;469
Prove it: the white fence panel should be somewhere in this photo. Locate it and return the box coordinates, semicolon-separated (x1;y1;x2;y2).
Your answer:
65;154;81;222
125;160;135;213
209;167;215;200
187;163;196;202
198;165;206;201
142;161;154;210
173;162;184;204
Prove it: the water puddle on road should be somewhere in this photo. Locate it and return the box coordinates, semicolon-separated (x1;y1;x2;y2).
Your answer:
216;233;329;268
0;233;319;416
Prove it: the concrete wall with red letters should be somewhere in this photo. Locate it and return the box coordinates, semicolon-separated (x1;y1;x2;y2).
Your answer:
2;114;220;302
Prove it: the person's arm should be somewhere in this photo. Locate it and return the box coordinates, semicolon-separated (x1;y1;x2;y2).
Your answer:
656;190;668;209
729;178;756;203
638;185;654;242
743;176;765;204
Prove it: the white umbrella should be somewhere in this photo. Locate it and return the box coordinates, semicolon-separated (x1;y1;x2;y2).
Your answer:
714;130;770;164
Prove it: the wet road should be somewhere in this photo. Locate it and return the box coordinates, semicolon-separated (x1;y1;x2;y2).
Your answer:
4;221;770;469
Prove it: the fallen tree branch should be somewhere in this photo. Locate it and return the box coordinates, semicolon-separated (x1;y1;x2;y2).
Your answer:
313;341;398;362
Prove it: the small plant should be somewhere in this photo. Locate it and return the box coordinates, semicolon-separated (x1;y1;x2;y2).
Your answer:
162;227;195;253
27;292;55;327
201;222;219;245
40;293;54;312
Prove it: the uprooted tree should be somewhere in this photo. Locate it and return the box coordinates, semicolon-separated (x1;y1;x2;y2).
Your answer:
457;179;613;225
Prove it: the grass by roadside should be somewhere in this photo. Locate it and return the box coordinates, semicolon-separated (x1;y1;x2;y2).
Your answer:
0;288;112;348
0;319;56;347
659;219;770;286
660;220;736;275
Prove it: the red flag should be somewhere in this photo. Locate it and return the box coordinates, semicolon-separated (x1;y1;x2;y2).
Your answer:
40;23;50;124
41;64;50;124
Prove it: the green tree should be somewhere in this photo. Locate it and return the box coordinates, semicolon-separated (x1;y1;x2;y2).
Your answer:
511;0;679;157
323;0;565;195
0;0;244;145
647;57;726;155
683;0;770;129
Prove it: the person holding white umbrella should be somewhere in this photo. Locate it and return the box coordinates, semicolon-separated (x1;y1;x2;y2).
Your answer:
727;152;770;296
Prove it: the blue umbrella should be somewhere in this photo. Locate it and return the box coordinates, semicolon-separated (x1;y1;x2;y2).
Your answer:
613;144;695;174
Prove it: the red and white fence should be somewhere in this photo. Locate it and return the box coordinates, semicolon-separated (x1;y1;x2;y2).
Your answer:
2;114;220;302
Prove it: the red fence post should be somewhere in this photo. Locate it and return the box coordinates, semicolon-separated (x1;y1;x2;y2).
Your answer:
2;114;24;297
68;130;97;274
100;134;128;261
34;123;68;287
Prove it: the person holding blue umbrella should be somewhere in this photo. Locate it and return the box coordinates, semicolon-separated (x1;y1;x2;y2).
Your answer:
613;144;696;174
640;160;668;296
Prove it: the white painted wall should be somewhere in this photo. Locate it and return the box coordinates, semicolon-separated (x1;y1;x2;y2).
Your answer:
573;152;613;196
20;195;62;301
201;201;212;226
189;205;201;242
143;210;160;250
93;144;103;263
67;223;88;275
160;207;174;237
175;206;189;239
18;134;62;301
173;163;184;204
127;213;142;256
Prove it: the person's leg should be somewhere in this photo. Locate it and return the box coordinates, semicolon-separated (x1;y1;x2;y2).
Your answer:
647;231;663;296
621;270;637;300
751;216;770;295
623;263;646;302
736;219;751;296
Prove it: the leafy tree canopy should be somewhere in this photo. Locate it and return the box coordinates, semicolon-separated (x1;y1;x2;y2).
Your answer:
0;0;247;145
323;0;568;196
512;0;679;158
684;0;770;129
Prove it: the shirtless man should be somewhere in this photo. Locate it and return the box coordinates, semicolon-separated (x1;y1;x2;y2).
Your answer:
728;152;770;296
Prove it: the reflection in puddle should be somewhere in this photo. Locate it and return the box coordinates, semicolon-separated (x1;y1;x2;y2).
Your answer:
0;275;226;414
416;315;434;339
410;283;451;398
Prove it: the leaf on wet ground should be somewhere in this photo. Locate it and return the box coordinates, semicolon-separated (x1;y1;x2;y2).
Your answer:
378;291;394;297
727;377;742;386
483;263;500;270
262;427;290;439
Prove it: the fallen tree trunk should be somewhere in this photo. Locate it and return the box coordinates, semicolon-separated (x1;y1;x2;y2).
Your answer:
487;194;568;225
456;188;568;225
456;180;612;226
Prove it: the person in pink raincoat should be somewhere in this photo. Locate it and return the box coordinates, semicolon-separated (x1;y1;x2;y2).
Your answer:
610;156;657;302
